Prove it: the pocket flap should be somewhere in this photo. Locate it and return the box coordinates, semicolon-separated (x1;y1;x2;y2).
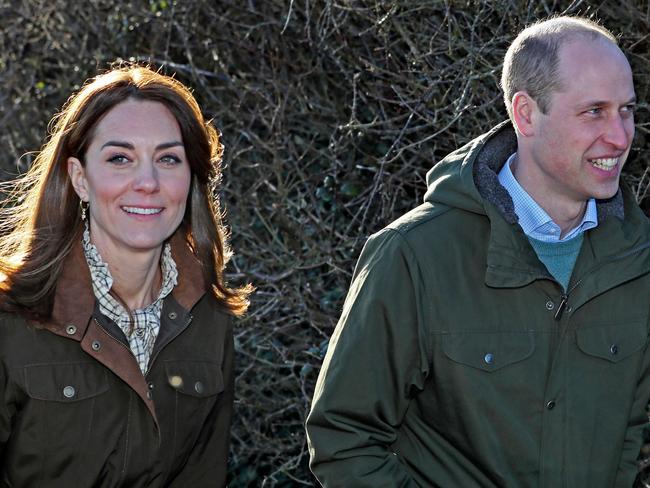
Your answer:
24;362;109;402
576;322;647;363
443;332;535;372
163;360;224;397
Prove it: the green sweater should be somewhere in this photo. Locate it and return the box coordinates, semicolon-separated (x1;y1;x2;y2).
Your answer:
528;234;583;290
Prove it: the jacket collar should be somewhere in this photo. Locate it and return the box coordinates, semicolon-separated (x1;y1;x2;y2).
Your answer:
472;121;626;225
47;230;206;338
466;122;650;289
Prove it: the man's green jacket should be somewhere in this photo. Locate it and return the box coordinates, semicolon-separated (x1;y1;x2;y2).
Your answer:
306;122;650;487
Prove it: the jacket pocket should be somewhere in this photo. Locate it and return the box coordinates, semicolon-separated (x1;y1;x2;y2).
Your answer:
24;361;109;401
576;321;647;363
164;360;223;397
10;362;110;484
162;360;224;470
442;331;535;372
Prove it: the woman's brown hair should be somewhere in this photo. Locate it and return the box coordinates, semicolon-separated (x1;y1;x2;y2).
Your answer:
0;65;250;318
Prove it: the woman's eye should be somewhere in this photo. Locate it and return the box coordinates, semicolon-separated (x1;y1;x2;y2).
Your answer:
107;154;130;164
160;154;182;165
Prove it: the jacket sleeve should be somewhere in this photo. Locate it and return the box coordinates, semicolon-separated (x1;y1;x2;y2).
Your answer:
169;316;235;488
614;339;650;487
306;228;430;487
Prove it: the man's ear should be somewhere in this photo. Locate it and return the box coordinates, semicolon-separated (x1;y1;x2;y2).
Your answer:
511;91;537;137
67;157;89;201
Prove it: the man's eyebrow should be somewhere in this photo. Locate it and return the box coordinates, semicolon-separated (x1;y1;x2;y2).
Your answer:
577;96;637;108
100;140;184;150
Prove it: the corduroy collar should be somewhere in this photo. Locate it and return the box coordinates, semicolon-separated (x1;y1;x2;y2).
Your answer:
46;230;206;339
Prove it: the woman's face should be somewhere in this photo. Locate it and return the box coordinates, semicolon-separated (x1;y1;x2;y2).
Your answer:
68;99;192;262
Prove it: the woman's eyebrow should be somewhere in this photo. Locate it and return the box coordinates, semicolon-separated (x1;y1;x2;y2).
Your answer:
100;140;184;150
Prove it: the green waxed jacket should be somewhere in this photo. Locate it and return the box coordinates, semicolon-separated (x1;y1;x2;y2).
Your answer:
306;122;650;487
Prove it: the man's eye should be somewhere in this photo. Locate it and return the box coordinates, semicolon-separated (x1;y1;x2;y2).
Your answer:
586;107;602;115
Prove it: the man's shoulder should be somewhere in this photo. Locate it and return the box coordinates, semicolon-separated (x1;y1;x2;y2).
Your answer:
385;201;484;238
386;202;452;236
359;202;489;265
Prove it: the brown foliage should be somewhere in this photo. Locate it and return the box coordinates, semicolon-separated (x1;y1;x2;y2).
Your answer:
1;1;649;485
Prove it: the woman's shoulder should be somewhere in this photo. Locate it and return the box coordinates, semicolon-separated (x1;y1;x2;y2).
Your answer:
192;293;235;323
0;309;28;326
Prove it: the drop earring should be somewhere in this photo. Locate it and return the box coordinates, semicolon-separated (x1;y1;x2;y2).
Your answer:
80;200;88;221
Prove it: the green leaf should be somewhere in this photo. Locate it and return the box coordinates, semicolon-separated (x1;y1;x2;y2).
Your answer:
340;181;361;197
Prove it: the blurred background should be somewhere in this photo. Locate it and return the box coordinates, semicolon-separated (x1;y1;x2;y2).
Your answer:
1;1;649;486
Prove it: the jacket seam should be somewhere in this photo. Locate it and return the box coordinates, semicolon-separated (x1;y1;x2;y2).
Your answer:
387;203;454;236
381;228;435;378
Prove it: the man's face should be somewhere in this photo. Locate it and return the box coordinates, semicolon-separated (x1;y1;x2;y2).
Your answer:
527;37;635;207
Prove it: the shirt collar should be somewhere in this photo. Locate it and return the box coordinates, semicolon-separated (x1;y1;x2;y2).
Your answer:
81;223;178;319
498;153;598;242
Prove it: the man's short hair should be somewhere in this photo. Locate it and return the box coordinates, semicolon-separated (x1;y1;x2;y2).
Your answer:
501;16;618;121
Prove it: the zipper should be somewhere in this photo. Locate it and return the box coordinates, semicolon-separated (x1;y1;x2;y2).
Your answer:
553;240;650;321
144;313;193;376
554;294;568;321
94;318;162;440
94;318;136;356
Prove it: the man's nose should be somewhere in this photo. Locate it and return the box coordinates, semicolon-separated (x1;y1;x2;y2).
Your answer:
603;114;633;149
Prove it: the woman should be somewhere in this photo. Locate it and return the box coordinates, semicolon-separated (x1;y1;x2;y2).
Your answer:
0;65;249;487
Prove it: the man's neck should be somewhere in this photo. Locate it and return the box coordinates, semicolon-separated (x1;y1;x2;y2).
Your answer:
510;154;588;238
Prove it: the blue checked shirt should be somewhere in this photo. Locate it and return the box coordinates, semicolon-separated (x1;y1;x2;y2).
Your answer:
498;153;597;242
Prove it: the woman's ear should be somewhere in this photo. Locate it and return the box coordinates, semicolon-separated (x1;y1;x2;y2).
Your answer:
67;157;89;201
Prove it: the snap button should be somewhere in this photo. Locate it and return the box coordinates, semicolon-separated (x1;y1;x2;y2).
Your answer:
194;381;204;394
545;301;554;311
148;382;155;390
91;340;101;351
546;400;555;410
65;324;77;335
168;311;178;320
147;391;152;400
565;305;573;314
610;344;618;355
484;353;494;365
135;329;145;337
63;386;76;398
169;375;183;388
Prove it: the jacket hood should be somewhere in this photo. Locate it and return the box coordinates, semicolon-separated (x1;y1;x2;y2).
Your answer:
423;121;625;225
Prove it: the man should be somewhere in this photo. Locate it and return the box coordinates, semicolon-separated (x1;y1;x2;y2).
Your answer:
306;16;650;487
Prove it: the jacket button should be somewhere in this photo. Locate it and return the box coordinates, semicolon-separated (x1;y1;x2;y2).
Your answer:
546;400;556;410
147;391;152;400
194;381;204;394
169;375;183;388
168;311;178;320
545;301;554;311
63;386;76;398
65;324;77;335
135;329;145;337
91;340;101;351
610;344;618;355
484;353;494;364
148;382;155;390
